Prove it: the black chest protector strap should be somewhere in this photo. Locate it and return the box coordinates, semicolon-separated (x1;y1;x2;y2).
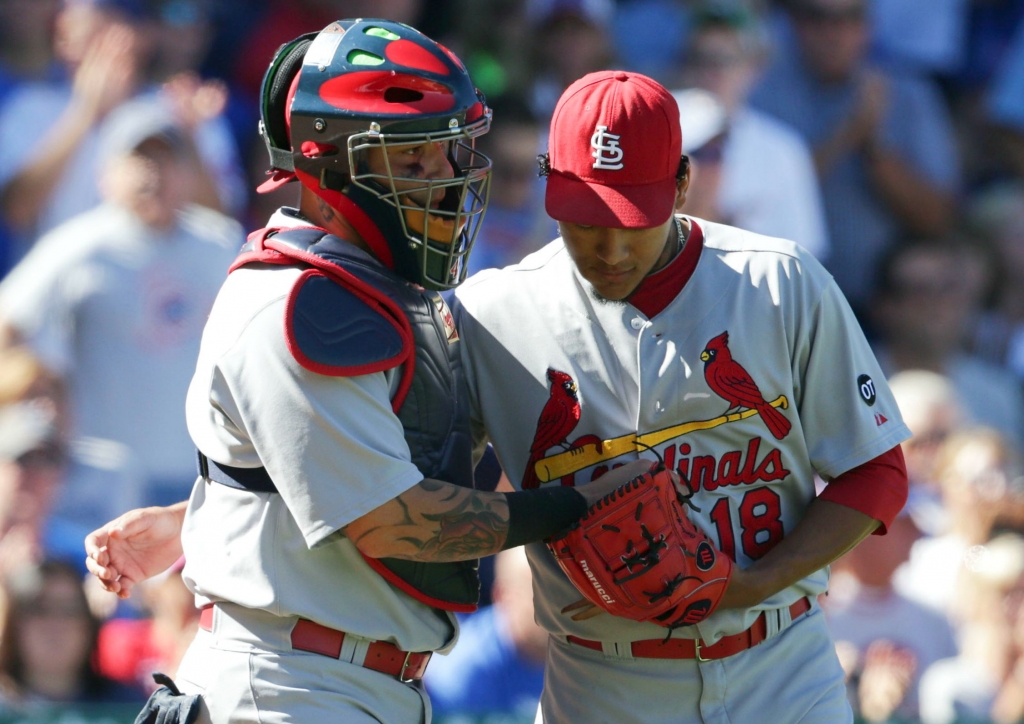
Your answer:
197;451;277;494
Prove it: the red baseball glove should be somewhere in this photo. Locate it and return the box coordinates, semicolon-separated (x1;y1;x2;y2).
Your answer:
547;467;733;629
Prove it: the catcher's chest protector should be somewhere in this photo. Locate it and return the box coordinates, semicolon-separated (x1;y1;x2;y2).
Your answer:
230;227;480;611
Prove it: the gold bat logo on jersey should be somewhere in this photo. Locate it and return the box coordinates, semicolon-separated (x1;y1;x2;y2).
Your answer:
532;395;789;484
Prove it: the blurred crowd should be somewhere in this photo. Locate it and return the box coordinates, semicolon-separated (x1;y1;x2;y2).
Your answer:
0;0;1021;721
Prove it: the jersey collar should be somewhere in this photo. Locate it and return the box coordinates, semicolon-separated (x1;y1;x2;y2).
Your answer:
628;217;704;318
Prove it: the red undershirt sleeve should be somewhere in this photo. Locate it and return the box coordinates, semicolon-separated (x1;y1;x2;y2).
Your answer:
817;445;908;535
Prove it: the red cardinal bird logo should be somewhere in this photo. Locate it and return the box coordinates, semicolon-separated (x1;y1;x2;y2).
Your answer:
522;369;582;489
700;331;791;440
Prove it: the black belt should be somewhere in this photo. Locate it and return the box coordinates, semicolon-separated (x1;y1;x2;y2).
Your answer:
197;450;278;493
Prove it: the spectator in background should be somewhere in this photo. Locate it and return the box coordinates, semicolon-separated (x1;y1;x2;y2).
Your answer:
0;0;61;95
825;504;958;722
0;0;243;261
0;0;147;255
0;99;242;534
678;0;829;259
868;0;969;77
0;402;67;579
968;183;1024;379
95;556;199;693
896;428;1024;622
870;237;1023;446
228;0;425;101
609;0;689;82
442;0;535;100
672;87;730;223
467;95;552;274
425;547;547;720
528;6;616;119
919;533;1024;724
889;369;965;536
750;0;959;312
150;0;246;219
0;559;144;711
0;350;126;566
987;18;1024;182
0;0;74;275
0;345;64;419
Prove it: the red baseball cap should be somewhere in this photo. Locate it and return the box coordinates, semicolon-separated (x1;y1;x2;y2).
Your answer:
545;70;682;229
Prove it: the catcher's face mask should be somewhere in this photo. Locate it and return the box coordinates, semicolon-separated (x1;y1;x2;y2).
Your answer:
257;18;493;291
347;124;491;289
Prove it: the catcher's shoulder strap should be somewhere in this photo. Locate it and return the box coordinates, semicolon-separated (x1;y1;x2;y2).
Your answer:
197;450;276;493
232;226;414;378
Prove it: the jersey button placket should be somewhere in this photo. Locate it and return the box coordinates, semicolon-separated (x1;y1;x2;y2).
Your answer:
648;325;667;415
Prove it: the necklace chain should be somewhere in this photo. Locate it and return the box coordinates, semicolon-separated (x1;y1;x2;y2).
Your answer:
675;217;686;256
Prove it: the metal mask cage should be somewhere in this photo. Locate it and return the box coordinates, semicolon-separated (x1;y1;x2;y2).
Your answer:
347;114;493;289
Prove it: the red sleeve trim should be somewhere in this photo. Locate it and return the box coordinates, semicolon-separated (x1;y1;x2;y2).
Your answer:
360;553;478;613
818;445;908;535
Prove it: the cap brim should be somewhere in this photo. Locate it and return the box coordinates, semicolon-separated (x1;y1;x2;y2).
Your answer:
545;173;678;229
256;170;297;194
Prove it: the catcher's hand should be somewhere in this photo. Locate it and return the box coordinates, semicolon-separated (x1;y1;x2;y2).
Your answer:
85;502;186;599
548;466;732;629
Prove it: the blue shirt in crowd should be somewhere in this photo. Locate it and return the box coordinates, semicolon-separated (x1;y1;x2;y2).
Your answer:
425;606;545;720
749;48;959;309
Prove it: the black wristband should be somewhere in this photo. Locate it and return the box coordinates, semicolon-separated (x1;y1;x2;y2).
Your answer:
501;487;587;550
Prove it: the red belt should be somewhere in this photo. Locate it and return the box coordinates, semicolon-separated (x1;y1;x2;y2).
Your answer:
198;606;431;682
565;597;813;661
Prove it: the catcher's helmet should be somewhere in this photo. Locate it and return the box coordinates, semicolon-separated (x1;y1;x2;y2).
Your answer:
258;19;492;290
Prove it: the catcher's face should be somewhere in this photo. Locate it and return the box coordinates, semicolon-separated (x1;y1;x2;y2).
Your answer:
364;140;455;210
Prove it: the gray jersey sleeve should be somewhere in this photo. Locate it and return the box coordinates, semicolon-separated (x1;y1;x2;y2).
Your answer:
194;292;425;548
792;279;910;479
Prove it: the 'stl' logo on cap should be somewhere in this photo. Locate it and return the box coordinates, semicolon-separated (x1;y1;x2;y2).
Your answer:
591;125;624;170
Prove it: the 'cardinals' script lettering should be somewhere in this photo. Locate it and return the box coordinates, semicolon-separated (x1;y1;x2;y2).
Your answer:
590;437;790;491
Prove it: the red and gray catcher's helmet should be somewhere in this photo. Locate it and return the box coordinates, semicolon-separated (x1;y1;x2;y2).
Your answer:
258;19;492;290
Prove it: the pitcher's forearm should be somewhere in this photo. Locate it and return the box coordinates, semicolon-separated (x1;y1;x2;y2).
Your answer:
720;499;879;609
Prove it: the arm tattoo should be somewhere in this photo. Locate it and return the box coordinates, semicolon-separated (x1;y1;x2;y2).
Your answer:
372;483;509;562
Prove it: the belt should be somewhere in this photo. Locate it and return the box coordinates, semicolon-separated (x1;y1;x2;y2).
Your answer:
198;606;431;682
565;597;813;661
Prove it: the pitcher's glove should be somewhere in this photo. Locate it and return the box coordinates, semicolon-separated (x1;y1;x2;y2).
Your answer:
547;467;733;629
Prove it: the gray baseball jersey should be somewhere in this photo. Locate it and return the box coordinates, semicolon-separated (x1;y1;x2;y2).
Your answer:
453;217;910;722
176;209;455;721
